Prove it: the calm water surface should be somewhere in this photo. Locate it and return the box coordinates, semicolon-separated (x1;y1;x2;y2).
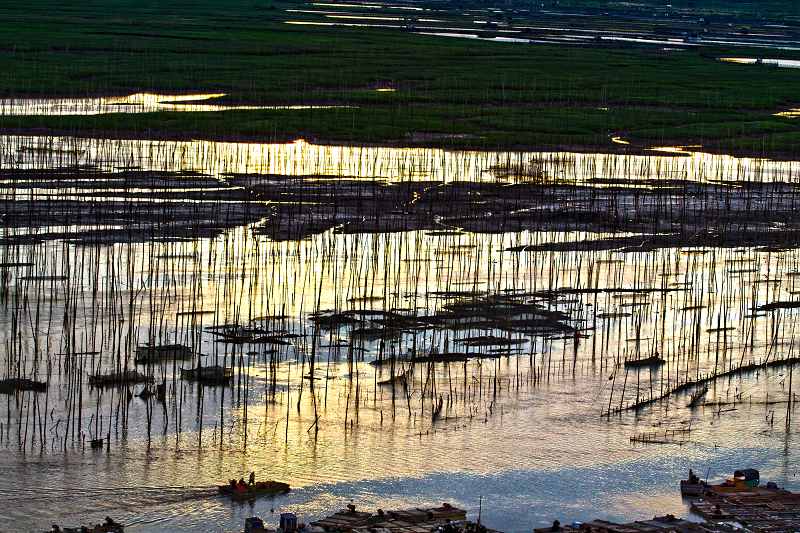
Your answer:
0;136;797;532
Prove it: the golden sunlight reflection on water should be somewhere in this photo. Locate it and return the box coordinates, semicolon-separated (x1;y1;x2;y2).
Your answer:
0;136;798;531
0;93;347;116
2;135;800;185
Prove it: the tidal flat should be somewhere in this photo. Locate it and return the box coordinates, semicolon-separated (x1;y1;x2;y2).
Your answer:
5;1;800;531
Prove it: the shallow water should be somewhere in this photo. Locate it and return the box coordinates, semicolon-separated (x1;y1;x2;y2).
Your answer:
0;93;344;116
0;135;799;532
2;135;800;186
286;2;800;52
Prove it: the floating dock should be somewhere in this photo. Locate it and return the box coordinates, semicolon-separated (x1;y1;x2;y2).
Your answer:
692;486;800;531
311;503;470;532
534;514;702;533
537;477;800;533
245;503;495;533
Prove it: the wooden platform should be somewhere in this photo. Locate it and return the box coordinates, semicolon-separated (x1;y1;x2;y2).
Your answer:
311;504;467;533
691;487;800;531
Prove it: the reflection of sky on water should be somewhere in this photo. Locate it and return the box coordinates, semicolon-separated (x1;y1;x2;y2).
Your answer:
4;135;800;185
0;93;345;116
0;134;798;531
285;4;800;52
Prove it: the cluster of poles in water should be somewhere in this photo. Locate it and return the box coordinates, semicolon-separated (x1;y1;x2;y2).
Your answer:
1;132;800;456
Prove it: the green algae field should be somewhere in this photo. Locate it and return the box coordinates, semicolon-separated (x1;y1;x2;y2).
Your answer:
3;1;800;155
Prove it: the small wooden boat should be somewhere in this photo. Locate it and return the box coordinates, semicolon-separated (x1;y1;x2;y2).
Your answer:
181;365;233;384
218;480;290;501
134;343;193;364
710;469;760;494
49;517;123;532
680;470;707;496
88;370;153;388
624;355;665;368
0;377;47;394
